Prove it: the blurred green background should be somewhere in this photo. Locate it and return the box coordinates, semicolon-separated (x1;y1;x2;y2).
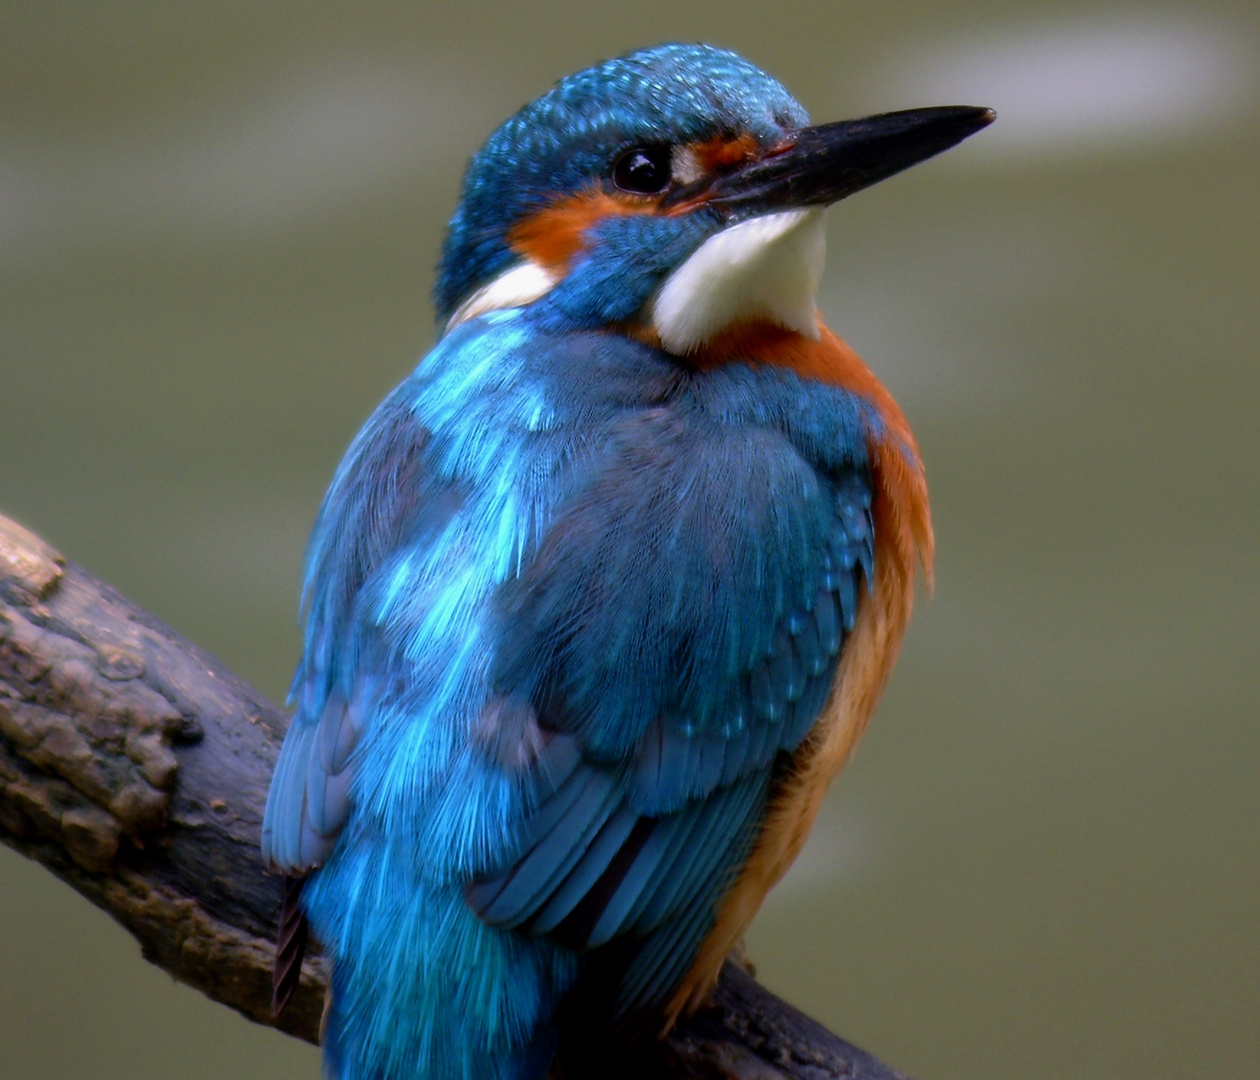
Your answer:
2;3;1257;1078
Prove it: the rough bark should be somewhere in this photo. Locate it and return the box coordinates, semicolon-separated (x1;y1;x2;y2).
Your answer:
0;512;911;1080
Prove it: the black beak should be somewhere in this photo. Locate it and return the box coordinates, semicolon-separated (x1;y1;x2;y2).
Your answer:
663;105;995;216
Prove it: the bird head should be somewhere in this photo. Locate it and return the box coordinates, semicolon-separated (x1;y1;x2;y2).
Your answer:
436;44;992;356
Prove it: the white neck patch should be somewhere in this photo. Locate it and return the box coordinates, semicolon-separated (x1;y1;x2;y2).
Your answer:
446;260;558;333
651;208;826;355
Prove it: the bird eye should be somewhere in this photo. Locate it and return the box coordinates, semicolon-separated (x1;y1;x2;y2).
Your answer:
612;146;672;194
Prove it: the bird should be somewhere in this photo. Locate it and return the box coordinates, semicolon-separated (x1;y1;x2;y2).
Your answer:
261;42;992;1080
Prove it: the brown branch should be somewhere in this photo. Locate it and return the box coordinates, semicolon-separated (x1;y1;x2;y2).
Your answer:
0;513;911;1080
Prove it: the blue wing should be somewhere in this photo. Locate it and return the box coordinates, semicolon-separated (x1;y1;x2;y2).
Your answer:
261;392;434;874
261;311;876;1035
460;348;876;1025
466;466;873;1025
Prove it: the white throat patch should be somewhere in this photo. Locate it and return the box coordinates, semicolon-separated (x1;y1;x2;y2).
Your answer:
651;208;826;355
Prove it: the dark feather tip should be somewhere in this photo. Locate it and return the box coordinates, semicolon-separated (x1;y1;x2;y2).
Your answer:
273;875;309;1019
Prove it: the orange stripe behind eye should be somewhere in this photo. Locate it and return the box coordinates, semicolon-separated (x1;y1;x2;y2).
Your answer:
507;136;762;266
507;190;652;272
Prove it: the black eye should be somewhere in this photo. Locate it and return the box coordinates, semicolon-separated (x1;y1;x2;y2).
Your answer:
612;145;672;194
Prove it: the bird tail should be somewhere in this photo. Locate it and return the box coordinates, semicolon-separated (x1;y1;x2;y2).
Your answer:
306;841;579;1080
273;874;309;1018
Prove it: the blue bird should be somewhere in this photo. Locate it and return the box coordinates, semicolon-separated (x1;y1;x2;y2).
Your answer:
262;43;991;1080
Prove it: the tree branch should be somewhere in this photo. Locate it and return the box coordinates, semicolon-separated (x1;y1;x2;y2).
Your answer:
0;513;910;1080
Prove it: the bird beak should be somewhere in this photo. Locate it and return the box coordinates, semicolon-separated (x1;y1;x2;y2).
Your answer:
662;105;995;217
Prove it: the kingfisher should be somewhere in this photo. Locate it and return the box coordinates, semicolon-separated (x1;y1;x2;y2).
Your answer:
261;43;991;1080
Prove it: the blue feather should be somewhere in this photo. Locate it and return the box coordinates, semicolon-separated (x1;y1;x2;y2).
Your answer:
585;816;687;947
529;803;640;934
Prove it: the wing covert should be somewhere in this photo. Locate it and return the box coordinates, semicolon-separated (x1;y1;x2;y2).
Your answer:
466;467;875;1023
262;692;361;873
262;389;435;876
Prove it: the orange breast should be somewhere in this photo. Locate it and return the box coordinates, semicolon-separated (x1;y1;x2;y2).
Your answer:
665;321;934;1026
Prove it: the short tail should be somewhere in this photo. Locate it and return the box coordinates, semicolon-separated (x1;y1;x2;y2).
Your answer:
273;875;309;1018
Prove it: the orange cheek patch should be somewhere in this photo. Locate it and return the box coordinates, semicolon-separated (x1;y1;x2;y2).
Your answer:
506;190;653;273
